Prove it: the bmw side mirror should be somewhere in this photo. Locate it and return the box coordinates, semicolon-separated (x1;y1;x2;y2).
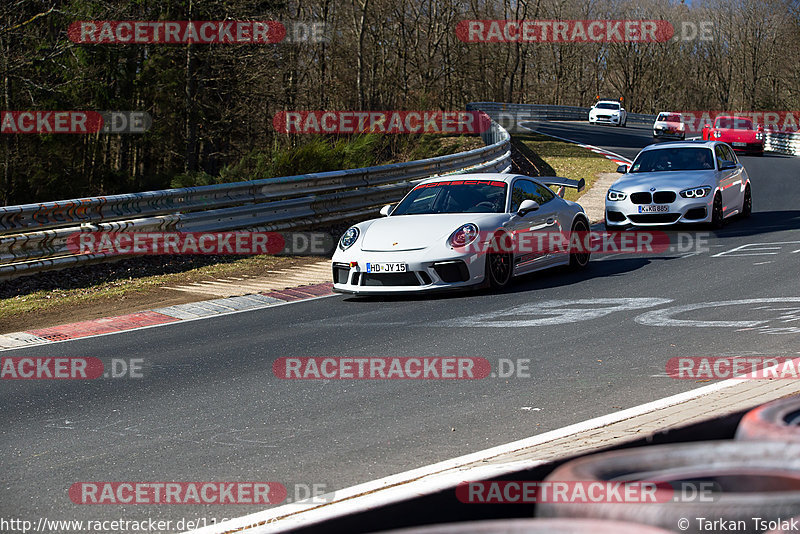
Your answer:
616;164;628;174
517;199;540;215
380;204;394;217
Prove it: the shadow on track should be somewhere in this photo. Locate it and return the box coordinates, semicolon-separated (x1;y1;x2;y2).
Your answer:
341;257;652;303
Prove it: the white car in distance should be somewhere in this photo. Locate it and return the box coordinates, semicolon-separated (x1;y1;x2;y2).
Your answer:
588;100;627;127
653;112;686;140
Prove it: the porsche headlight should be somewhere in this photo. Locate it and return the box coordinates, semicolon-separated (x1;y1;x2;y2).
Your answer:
607;190;627;201
449;223;479;248
680;186;712;198
339;227;360;250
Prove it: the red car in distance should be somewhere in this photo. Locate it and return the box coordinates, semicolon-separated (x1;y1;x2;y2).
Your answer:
702;115;765;156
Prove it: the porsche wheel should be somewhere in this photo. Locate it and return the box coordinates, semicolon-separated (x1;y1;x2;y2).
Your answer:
569;219;591;270
486;233;513;289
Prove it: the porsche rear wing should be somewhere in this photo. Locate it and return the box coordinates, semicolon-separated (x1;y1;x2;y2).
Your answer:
541;177;586;197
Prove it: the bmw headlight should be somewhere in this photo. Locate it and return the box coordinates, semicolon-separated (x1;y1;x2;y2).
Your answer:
339;227;360;250
449;223;479;248
607;190;627;201
680;186;712;198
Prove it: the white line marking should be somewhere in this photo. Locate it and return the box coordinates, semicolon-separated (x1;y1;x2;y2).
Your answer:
635;297;800;328
720;253;781;257
186;370;786;534
712;242;800;257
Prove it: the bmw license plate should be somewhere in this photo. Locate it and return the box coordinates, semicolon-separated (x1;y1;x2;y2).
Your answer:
366;262;407;273
733;142;746;147
638;205;669;213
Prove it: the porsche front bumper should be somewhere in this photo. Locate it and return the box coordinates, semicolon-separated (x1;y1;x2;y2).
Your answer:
331;248;487;295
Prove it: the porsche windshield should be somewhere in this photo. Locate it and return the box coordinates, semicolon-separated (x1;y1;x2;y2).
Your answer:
630;148;715;172
391;181;507;215
716;117;754;130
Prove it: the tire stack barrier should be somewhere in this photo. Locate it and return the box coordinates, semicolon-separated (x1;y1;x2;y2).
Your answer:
535;394;800;534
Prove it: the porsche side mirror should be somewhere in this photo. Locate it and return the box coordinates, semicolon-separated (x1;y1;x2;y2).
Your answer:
517;199;540;215
380;204;394;217
616;164;628;174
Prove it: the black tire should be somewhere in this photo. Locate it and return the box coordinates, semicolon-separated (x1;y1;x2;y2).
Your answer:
374;518;674;534
736;395;800;443
485;233;513;289
710;193;724;229
741;184;752;218
568;218;590;270
537;441;800;534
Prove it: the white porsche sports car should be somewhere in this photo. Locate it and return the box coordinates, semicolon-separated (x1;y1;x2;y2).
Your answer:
332;173;590;295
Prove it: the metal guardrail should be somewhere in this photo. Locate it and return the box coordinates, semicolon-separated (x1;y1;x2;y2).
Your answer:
0;118;511;279
470;102;800;156
765;131;800;155
467;102;657;130
5;102;798;280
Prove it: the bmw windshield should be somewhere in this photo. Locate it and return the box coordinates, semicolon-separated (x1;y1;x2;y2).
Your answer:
391;180;507;215
630;148;715;173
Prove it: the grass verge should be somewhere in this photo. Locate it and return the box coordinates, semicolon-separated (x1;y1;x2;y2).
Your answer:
1;134;482;332
513;132;618;201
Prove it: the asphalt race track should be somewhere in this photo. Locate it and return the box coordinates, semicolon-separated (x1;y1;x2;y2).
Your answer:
3;122;800;526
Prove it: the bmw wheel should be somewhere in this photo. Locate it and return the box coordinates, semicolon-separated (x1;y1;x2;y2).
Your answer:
710;193;724;229
741;184;752;218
